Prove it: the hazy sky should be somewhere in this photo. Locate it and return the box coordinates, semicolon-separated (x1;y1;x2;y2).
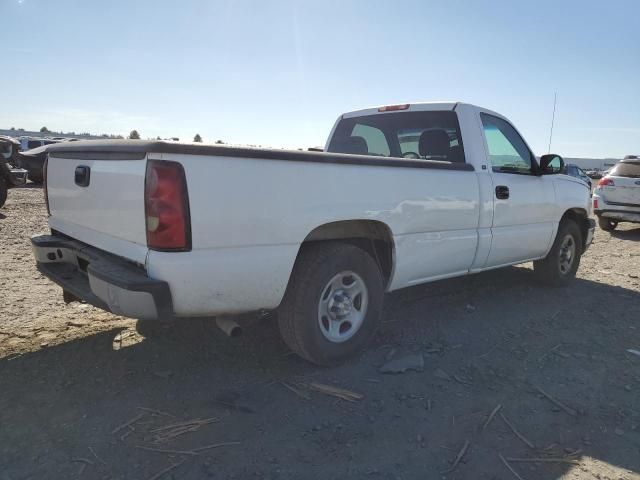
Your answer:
1;0;638;158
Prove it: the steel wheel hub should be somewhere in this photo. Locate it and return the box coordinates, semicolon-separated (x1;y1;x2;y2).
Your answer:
318;271;368;343
558;234;576;274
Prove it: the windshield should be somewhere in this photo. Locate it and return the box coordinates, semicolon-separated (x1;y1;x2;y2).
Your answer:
610;161;640;178
327;111;465;163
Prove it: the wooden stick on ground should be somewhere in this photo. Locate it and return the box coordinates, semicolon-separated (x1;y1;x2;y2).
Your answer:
150;418;218;433
88;446;107;465
499;453;526;480
136;445;199;456
440;439;470;474
137;407;174;417
281;381;310;400
146;458;186;480
506;457;579;464
307;382;364;402
191;441;241;453
482;404;502;430
499;413;535;449
534;386;577;416
111;413;146;434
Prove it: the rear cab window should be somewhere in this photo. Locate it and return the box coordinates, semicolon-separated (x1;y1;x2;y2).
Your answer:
610;161;640;178
327;111;466;163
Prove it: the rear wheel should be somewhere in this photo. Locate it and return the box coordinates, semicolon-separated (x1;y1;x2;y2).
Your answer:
534;220;582;287
278;242;384;366
0;176;7;208
597;215;618;231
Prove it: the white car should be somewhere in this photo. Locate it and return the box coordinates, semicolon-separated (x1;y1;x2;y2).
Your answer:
593;157;640;230
32;102;594;365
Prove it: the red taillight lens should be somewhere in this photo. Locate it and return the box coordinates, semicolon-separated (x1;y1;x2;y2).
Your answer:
598;177;614;186
593;198;599;209
43;156;50;215
144;160;191;251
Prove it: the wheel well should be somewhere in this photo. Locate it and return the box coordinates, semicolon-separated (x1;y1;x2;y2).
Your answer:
300;220;395;288
560;208;589;251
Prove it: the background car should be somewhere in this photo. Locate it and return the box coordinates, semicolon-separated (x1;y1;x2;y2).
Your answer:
17;145;48;184
565;163;592;189
592;157;640;231
586;168;604;179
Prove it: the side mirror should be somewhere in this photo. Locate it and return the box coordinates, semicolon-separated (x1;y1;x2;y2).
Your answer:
539;154;564;175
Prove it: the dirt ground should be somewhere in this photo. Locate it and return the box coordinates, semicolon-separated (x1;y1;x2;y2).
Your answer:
1;186;639;480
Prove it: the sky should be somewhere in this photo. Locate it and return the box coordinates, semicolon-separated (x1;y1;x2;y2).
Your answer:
1;0;638;158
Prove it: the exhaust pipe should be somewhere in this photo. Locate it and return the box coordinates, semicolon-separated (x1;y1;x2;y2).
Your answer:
216;316;242;338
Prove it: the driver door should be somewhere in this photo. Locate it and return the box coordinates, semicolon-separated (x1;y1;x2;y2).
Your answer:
480;113;556;268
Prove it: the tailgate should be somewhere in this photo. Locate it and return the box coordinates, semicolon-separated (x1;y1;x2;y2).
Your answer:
46;147;149;264
602;161;640;207
602;179;640;206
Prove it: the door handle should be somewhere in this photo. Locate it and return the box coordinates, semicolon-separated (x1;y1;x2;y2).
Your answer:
495;185;509;199
74;165;91;187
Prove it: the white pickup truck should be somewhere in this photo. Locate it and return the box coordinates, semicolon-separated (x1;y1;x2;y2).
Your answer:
32;102;594;365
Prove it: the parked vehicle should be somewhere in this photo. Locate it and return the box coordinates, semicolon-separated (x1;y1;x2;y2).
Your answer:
0;136;28;208
18;136;61;152
18;145;48;184
565;164;592;189
32;102;594;365
593;157;640;231
587;169;604;180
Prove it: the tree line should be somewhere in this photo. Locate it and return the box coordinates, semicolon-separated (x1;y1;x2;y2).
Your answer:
6;126;224;144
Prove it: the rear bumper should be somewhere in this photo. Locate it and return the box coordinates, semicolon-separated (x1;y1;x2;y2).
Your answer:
594;209;640;223
31;234;173;320
593;192;640;223
8;167;28;186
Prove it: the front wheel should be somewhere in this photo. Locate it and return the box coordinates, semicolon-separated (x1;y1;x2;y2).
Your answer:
28;170;43;184
278;242;384;366
534;220;583;287
597;216;618;231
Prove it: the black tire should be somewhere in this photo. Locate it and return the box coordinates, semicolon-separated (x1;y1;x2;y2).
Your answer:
278;242;385;366
28;170;43;184
597;215;618;231
0;176;7;209
534;220;583;287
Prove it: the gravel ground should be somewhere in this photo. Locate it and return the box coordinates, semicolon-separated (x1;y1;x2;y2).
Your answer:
1;186;639;480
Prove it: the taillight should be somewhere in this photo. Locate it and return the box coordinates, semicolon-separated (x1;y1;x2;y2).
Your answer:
378;104;410;112
598;177;614;186
144;160;191;251
593;198;599;209
43;156;50;215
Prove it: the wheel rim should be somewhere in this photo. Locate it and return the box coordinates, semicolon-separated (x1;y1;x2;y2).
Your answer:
558;234;576;275
317;270;369;343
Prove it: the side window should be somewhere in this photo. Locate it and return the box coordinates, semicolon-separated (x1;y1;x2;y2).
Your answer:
480;114;533;174
27;140;41;149
351;124;390;157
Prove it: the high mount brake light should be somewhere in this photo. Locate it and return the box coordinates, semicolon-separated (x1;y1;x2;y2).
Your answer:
598;177;615;186
378;104;410;112
144;160;191;251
